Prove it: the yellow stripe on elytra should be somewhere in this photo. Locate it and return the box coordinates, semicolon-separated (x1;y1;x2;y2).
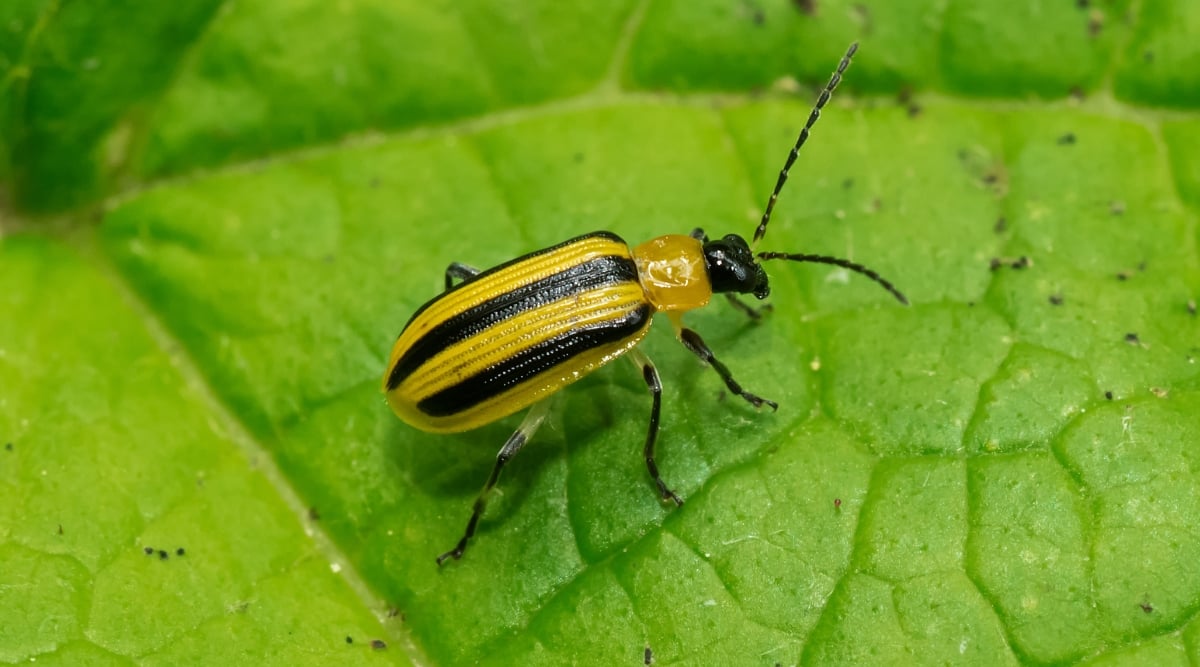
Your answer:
400;280;647;401
386;235;632;376
410;329;648;434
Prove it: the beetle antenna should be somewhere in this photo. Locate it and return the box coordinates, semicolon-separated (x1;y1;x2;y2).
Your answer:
752;42;857;249
757;251;909;305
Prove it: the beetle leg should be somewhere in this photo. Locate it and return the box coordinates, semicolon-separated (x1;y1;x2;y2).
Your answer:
689;227;708;242
677;326;778;411
724;293;773;321
629;349;682;506
444;262;481;290
436;399;552;565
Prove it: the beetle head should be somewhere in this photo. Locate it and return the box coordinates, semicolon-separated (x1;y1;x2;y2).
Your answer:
703;234;770;299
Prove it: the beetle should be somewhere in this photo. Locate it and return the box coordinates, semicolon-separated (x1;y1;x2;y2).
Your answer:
382;43;908;564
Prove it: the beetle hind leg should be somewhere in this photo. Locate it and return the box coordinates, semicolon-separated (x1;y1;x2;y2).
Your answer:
436;400;552;565
629;349;682;506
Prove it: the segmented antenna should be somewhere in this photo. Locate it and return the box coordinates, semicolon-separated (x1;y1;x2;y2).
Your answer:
752;42;857;248
757;251;909;305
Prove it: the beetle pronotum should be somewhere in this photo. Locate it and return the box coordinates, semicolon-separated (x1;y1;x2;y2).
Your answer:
382;43;907;564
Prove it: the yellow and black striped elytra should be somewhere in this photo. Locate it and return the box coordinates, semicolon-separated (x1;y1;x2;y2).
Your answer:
384;232;652;433
382;43;909;565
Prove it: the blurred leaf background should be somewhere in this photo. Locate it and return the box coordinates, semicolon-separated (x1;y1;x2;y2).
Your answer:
2;0;1200;664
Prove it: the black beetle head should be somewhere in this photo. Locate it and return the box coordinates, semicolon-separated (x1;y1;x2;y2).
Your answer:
703;234;769;299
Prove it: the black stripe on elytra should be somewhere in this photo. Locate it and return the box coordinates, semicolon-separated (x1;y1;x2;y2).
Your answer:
386;246;637;392
416;303;652;417
402;232;625;328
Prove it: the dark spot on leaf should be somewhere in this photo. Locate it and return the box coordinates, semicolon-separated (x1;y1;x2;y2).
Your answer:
370;639;387;650
989;256;1030;271
1150;387;1168;398
1069;86;1086;101
158;550;169;560
1057;133;1076;145
346;636;353;644
57;524;63;535
645;645;653;665
176;547;185;556
1116;271;1131;281
993;217;1007;234
792;0;816;15
144;546;154;555
1049;293;1063;306
1124;333;1140;345
1139;599;1153;613
1105;391;1113;400
958;148;1009;194
834;498;842;509
308;507;321;520
896;86;921;117
4;442;11;451
740;0;765;25
1087;9;1104;37
1075;0;1089;7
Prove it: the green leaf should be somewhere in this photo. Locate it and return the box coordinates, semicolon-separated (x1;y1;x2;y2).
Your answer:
0;238;401;664
4;1;1200;665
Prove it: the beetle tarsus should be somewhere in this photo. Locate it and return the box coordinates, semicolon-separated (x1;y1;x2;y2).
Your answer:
657;480;683;506
744;392;779;412
436;543;465;566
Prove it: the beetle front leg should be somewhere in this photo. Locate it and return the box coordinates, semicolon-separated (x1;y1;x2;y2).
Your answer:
677;327;778;411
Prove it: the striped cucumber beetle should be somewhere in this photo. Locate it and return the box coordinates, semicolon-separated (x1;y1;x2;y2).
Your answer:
383;43;908;564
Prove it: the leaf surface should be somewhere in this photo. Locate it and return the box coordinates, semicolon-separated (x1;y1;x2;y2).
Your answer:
3;1;1200;664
